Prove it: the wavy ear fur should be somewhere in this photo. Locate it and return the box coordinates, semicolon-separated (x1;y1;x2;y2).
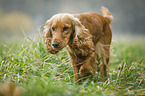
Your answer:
43;19;52;38
72;17;91;40
70;15;95;56
43;19;53;52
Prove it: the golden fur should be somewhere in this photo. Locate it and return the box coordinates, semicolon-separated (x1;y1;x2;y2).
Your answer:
43;6;113;84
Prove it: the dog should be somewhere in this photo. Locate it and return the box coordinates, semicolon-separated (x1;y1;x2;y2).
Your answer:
43;6;113;84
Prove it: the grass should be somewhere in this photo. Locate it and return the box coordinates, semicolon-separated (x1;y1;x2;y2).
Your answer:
0;33;145;96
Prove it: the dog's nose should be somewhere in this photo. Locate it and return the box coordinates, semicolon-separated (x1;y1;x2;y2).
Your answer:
52;42;59;48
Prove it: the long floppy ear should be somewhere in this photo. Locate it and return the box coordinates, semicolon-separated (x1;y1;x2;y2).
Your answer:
43;19;52;39
71;16;92;42
71;16;95;56
43;19;53;52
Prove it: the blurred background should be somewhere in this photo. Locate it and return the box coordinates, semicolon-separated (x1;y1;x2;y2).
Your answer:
0;0;145;41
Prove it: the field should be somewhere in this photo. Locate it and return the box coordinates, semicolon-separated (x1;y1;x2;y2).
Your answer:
0;33;145;96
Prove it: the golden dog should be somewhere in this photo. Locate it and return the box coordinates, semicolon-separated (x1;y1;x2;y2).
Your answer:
43;6;113;84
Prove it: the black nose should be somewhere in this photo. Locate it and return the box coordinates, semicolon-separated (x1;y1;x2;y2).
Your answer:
52;42;59;48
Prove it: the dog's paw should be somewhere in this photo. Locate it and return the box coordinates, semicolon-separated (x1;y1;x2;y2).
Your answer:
79;65;95;78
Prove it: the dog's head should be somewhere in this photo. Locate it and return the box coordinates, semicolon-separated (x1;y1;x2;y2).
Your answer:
43;13;89;54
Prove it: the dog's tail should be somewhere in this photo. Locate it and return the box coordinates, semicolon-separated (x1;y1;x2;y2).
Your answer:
101;6;113;24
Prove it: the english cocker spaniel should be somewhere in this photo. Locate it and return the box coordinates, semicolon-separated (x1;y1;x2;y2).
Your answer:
43;6;113;84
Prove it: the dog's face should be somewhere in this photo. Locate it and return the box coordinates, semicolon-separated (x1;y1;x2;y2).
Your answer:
51;18;74;53
43;14;75;54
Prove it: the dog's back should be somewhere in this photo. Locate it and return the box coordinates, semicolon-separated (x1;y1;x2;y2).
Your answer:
73;6;113;45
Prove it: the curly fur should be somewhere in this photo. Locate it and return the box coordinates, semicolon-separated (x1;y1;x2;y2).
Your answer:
43;6;113;84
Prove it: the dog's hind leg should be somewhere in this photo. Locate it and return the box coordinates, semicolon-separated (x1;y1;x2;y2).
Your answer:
99;45;110;80
98;23;112;80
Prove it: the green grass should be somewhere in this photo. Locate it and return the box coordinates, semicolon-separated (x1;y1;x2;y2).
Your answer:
0;34;145;96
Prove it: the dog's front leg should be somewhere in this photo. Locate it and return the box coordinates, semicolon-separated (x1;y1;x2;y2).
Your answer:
79;53;97;79
68;54;82;84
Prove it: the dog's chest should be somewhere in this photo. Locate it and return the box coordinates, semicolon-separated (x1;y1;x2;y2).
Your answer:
66;45;89;60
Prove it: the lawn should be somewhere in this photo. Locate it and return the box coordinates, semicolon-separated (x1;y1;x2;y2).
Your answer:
0;33;145;96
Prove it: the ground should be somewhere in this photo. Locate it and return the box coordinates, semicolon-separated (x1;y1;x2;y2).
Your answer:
0;34;145;96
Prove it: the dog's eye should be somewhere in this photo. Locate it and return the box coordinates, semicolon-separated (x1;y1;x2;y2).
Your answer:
52;27;55;31
63;27;69;32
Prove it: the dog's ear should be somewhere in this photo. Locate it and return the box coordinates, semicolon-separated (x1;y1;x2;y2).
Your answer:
43;19;52;39
72;17;90;40
43;19;53;52
71;16;95;56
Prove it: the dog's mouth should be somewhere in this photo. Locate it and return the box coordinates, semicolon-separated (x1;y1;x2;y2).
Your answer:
48;45;65;54
46;46;59;54
49;49;59;54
